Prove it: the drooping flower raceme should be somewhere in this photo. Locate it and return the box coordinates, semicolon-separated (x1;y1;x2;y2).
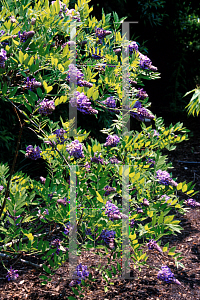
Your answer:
103;200;121;221
25;77;42;91
25;145;41;160
18;31;35;42
37;98;55;115
101;96;117;113
69;263;89;286
139;52;158;71
70;91;98;115
136;88;148;100
51;239;61;255
6;267;19;281
157;266;181;285
0;48;7;68
109;157;120;164
66;140;84;159
55;128;67;144
185;198;200;207
99;229;116;249
147;239;162;253
125;40;139;55
104;134;120;147
95;27;112;44
156;170;177;187
91;153;105;165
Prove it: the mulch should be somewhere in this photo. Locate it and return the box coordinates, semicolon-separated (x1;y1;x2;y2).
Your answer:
1;115;200;300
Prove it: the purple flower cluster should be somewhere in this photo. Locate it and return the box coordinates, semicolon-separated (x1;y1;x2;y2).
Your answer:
99;229;116;249
143;198;150;206
147;239;162;253
70;91;98;115
104;134;120;147
104;185;116;196
95;27;112;44
54;128;67;144
101;96;117;113
66;8;81;21
37;98;55;115
109;157;120;164
25;77;42;91
84;161;91;171
63;222;74;235
66;140;84;159
125;41;139;55
69;263;89;286
184;198;200;208
0;48;7;68
66;64;93;87
102;200;127;221
130;218;135;228
57;198;67;206
18;31;35;42
91;153;105;165
136;88;148;100
139;52;158;71
157;266;181;285
156;170;177;187
0;185;4;191
6;267;19;281
25;145;41;160
51;238;61;255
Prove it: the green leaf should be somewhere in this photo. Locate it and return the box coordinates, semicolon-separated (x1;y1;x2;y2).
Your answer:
182;184;187;193
96;191;106;204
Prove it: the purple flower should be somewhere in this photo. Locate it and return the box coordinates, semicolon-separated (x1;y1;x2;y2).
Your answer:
57;198;67;206
185;198;200;208
153;129;160;137
136;88;148;100
66;64;84;85
0;185;4;191
109;157;120;164
104;185;116;196
125;41;139;55
69;263;89;286
91;153;105;165
130;219;135;228
103;200;121;221
139;52;157;71
143;198;150;206
6;267;19;281
10;16;17;23
113;48;121;53
70;91;98;115
55;128;67;144
37;209;49;219
51;238;61;255
37;98;55;115
130;102;155;121
101;96;117;113
40;176;46;184
146;158;155;168
147;239;162;253
95;27;112;40
18;31;35;42
0;49;7;68
156;170;171;185
156;170;177;187
99;229;116;249
157;266;181;285
25;77;42;91
136;207;143;213
84;162;90;171
66;140;84;159
25;145;41;160
104;135;120;147
65;8;81;21
64;222;74;235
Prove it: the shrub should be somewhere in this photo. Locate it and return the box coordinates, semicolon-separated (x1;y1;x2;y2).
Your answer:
0;0;197;297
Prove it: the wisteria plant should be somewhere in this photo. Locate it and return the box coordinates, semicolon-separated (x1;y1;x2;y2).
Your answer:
0;0;198;298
